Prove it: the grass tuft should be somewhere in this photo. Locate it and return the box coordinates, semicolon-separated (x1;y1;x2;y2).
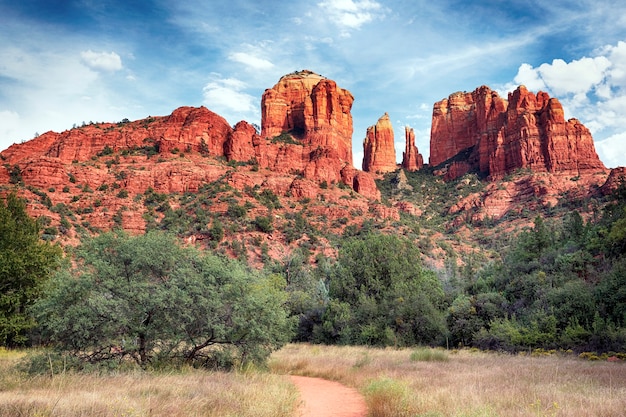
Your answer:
365;378;415;417
410;347;449;362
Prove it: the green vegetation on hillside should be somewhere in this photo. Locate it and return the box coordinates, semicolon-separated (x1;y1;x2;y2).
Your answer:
445;181;626;352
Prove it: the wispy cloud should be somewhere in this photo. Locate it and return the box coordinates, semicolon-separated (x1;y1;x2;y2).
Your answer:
228;51;274;71
202;74;259;124
317;0;383;30
80;50;123;72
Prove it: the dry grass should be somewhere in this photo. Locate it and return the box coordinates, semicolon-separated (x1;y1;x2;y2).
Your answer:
2;345;624;417
269;344;626;417
0;349;298;417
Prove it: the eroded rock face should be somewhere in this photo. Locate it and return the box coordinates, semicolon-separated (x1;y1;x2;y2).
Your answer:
430;85;606;180
401;126;424;172
362;113;397;173
260;70;354;164
3;70;380;200
1;106;233;164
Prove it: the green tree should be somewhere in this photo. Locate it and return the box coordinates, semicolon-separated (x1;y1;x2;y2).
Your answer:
33;231;293;369
0;193;62;347
317;233;446;346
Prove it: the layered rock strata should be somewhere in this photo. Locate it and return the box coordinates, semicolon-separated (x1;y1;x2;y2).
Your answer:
430;85;606;180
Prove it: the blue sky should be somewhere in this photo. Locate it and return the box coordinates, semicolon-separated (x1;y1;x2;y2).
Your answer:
1;0;626;168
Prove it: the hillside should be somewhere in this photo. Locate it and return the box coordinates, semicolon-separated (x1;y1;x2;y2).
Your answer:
0;70;621;271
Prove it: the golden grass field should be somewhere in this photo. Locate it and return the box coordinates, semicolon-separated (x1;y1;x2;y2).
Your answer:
270;344;626;417
1;345;625;417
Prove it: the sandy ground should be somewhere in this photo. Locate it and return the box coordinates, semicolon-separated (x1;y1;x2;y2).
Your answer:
289;375;368;417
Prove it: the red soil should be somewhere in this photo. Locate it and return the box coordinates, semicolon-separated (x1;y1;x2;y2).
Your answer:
289;375;368;417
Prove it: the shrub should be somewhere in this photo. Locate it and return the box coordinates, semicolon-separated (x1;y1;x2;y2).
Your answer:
254;216;274;233
32;231;294;370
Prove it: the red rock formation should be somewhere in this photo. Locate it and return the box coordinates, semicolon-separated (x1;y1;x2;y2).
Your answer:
401;126;423;171
260;70;354;164
340;166;381;201
225;121;258;162
362;113;397;173
601;167;626;195
1;106;233;165
430;85;606;180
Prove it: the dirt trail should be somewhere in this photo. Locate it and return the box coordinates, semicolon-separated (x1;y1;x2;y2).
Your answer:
289;375;368;417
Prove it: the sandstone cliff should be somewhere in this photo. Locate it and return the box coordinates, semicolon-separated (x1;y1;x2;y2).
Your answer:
258;70;381;198
3;71;380;200
362;113;397;173
260;69;354;164
430;85;606;180
401;126;424;172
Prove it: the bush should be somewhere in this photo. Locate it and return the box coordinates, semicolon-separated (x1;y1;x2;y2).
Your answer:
254;216;274;233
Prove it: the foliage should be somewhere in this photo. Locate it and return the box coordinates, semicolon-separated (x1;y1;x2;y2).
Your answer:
315;233;446;346
0;193;62;347
31;231;293;370
267;249;330;342
445;186;626;353
271;132;302;146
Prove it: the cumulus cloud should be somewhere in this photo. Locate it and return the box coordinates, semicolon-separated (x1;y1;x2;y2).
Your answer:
202;75;259;124
228;52;274;70
595;132;626;169
515;57;611;97
80;50;123;72
318;0;383;30
507;40;626;168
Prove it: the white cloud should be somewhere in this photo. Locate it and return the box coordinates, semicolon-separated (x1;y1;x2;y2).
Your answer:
595;132;626;169
513;63;547;91
506;40;626;168
318;0;383;29
228;52;274;71
80;50;123;72
202;75;259;124
0;110;22;146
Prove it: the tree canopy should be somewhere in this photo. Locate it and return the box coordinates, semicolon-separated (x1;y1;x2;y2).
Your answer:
32;231;293;369
0;193;61;347
315;233;446;346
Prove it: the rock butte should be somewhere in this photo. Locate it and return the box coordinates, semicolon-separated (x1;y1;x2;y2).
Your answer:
430;85;607;181
401;126;424;172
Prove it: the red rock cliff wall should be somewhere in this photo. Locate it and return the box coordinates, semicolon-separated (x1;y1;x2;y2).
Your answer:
430;85;606;180
260;70;354;165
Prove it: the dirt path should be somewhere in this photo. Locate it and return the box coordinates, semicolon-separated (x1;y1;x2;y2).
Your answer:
289;375;368;417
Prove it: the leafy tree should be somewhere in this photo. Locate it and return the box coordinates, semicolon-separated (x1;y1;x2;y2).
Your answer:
317;233;446;346
268;249;329;342
0;193;62;347
32;231;293;369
